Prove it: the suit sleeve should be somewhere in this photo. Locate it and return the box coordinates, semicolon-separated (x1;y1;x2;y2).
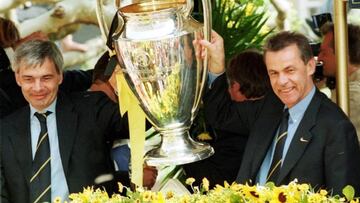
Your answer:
1;166;10;203
60;69;93;93
203;74;256;136
324;119;360;196
94;93;130;141
0;89;13;119
0;121;10;203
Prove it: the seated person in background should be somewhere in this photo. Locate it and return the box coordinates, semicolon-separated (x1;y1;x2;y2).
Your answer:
89;51;158;189
226;50;270;102
200;30;360;195
90;52;118;103
0;17;93;118
183;50;270;188
1;40;128;203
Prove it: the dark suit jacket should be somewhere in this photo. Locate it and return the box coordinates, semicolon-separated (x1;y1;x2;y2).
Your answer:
1;91;129;203
183;127;247;188
0;88;13;119
204;74;360;195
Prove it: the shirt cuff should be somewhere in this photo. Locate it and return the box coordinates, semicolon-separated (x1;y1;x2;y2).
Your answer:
208;71;225;88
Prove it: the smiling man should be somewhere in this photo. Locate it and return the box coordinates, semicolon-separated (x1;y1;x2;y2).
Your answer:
201;31;360;195
0;40;131;203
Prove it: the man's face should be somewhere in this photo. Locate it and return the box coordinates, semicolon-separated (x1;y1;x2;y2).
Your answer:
318;32;336;77
265;44;315;108
15;58;63;111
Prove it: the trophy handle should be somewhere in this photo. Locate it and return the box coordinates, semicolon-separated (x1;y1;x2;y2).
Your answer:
191;0;212;114
95;0;120;41
182;0;193;18
183;0;212;41
200;0;212;42
96;0;125;49
96;0;110;41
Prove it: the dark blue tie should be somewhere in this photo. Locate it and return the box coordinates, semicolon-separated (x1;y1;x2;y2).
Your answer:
30;111;52;203
266;108;289;184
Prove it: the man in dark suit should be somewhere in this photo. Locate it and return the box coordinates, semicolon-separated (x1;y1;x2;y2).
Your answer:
1;17;93;118
0;40;131;203
0;57;93;119
199;31;360;195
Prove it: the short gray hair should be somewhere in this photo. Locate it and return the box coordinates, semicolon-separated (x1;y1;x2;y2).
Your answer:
13;40;63;73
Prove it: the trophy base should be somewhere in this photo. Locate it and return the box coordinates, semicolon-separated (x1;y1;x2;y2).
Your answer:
145;131;214;166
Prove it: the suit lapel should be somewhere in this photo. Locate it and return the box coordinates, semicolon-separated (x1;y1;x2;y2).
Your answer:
8;107;32;186
277;90;322;183
250;114;281;178
55;93;78;176
250;94;284;179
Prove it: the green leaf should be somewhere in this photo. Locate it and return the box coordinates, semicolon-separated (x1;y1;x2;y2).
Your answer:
209;0;273;64
342;185;355;201
265;181;275;189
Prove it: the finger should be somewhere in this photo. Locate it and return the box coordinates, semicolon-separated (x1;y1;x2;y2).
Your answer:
199;39;212;49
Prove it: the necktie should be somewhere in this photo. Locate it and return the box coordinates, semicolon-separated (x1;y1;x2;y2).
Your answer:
30;111;52;203
266;108;289;184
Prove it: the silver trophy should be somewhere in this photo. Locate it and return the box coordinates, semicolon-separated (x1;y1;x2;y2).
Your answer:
97;0;214;166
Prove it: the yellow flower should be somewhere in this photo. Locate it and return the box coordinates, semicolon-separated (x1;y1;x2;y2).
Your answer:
213;184;224;193
308;193;326;203
185;177;195;185
65;178;360;203
180;195;190;203
319;189;328;196
154;192;166;203
53;197;61;203
339;197;347;202
230;182;243;191
118;182;124;193
245;3;255;16
224;181;230;188
166;191;175;199
270;189;287;203
202;178;210;191
197;132;212;141
241;184;262;203
142;190;153;201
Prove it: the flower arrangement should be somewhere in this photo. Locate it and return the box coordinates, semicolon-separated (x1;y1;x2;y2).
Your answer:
57;178;359;203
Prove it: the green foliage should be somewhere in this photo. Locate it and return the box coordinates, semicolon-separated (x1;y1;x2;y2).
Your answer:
342;185;355;201
211;0;273;63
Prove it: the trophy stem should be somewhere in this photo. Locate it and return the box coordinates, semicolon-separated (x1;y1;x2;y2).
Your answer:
145;129;214;166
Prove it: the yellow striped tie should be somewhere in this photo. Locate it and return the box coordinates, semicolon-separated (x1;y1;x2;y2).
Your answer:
30;111;52;203
266;108;289;184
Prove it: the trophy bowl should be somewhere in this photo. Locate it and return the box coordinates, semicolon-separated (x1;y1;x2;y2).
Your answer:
113;1;214;166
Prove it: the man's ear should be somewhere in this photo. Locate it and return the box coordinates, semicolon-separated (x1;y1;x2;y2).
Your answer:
307;58;316;75
15;71;21;86
59;72;63;85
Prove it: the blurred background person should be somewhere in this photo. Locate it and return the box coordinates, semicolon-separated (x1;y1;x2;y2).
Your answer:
318;22;360;142
183;50;270;188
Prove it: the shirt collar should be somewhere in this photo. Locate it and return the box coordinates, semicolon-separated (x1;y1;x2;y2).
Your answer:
30;98;57;116
286;86;316;123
